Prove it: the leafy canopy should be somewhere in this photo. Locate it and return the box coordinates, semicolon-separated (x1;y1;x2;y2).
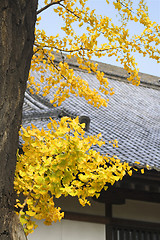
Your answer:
14;0;159;235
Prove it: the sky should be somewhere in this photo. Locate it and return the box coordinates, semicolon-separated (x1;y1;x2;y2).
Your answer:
37;0;160;77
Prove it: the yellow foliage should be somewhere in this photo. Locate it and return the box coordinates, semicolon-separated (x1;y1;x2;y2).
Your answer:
14;0;159;235
15;117;132;234
29;0;160;107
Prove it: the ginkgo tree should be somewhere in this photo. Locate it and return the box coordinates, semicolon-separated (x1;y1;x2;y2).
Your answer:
0;0;159;239
14;0;160;235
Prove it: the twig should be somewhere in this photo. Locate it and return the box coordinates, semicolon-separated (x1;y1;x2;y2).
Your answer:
37;0;64;15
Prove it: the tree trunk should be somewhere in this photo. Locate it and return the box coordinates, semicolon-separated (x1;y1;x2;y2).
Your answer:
0;0;38;239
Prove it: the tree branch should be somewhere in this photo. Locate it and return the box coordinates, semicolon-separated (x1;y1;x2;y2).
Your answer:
37;0;64;15
34;42;121;54
59;2;81;20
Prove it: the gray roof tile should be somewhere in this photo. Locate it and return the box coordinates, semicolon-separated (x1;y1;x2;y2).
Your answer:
22;66;160;170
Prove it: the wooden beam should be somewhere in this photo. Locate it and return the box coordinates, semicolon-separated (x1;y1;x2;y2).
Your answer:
111;218;160;231
64;211;160;232
64;211;110;225
97;186;160;203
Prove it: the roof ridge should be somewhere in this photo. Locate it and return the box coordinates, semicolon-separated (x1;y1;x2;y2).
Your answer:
53;52;160;89
22;109;60;121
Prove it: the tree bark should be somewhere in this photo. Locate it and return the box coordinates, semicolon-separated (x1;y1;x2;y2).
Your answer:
0;0;38;239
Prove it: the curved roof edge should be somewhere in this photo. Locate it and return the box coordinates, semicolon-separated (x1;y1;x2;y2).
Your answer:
53;52;160;90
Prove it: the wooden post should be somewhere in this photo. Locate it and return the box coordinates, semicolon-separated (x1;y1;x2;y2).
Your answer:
105;203;112;240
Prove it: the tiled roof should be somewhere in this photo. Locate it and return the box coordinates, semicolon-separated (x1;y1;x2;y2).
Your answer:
22;62;160;171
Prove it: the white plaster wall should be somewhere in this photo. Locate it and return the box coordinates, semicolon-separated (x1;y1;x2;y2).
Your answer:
28;197;160;240
28;197;106;240
28;220;105;240
112;199;160;223
28;220;61;240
